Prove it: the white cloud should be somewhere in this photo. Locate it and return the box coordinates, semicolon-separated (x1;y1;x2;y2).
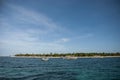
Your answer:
6;4;58;30
53;38;70;43
61;38;70;42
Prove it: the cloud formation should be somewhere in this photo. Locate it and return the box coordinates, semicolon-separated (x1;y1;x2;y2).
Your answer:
0;4;69;55
0;3;100;56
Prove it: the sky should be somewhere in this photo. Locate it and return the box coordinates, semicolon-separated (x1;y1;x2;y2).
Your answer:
0;0;120;56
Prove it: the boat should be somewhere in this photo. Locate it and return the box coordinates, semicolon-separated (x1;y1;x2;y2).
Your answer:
93;56;104;58
41;57;49;61
63;56;78;60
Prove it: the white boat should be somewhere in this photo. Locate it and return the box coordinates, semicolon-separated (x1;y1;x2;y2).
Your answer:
41;57;49;61
63;56;78;60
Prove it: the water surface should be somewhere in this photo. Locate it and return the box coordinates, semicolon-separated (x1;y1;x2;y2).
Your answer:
0;57;120;80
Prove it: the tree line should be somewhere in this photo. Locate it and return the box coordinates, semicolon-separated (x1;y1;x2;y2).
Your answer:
15;52;120;57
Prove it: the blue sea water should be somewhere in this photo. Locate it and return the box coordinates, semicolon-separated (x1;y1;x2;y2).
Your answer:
0;57;120;80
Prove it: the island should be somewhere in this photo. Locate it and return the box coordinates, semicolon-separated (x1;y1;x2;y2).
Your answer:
14;52;120;58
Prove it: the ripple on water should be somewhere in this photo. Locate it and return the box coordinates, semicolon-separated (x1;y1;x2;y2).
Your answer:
0;57;120;80
0;71;78;80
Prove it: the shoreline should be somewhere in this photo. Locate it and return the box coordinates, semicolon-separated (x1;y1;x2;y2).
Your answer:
11;56;120;58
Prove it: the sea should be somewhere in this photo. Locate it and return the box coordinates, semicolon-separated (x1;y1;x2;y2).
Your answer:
0;57;120;80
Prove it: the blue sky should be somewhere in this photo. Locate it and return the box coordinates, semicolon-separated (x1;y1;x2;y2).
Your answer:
0;0;120;56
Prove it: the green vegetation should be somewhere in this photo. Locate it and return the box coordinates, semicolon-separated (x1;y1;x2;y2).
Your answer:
15;52;120;57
